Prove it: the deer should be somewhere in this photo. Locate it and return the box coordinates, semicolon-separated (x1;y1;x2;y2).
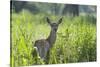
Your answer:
33;17;62;62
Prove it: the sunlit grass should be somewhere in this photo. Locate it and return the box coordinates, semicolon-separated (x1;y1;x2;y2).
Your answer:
11;10;96;67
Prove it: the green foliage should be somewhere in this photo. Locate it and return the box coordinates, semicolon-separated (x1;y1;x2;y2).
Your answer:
11;10;96;67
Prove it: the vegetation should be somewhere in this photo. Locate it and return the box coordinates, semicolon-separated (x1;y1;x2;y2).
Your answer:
11;10;96;67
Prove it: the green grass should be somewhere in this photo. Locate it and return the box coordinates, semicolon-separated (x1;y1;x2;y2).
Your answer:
11;10;96;67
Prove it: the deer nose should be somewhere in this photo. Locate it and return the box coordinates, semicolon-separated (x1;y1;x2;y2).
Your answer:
55;28;57;31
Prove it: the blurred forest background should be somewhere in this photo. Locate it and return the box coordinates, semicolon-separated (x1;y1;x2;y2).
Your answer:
10;1;96;17
10;1;96;67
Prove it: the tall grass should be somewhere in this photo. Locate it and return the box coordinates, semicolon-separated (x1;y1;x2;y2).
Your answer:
11;10;96;67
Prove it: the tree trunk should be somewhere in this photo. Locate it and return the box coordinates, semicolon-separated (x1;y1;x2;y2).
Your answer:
62;4;79;16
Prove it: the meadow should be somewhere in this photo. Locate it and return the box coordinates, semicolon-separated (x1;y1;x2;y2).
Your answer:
11;10;96;67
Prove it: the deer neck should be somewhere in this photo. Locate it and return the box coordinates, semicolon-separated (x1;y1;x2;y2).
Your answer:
46;29;57;47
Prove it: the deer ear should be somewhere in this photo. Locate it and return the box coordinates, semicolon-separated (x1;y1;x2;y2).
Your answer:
58;17;63;24
46;17;51;24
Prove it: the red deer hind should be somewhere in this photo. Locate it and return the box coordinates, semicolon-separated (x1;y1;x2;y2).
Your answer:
34;17;62;61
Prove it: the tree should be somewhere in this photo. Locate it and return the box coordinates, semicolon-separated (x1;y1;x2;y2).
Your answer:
11;1;27;13
62;4;79;16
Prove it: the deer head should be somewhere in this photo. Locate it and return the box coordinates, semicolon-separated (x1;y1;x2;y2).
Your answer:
46;17;62;32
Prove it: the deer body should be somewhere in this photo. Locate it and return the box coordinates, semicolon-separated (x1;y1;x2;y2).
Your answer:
34;17;62;60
